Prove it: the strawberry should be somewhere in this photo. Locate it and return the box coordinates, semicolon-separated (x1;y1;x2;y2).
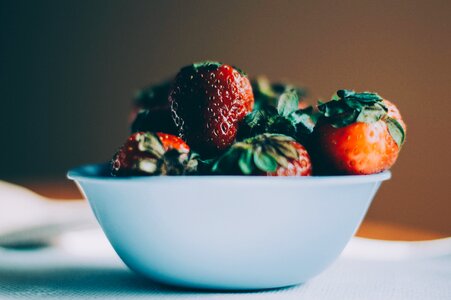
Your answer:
130;81;178;135
169;61;254;156
157;132;190;153
111;132;197;176
314;90;406;175
212;133;312;176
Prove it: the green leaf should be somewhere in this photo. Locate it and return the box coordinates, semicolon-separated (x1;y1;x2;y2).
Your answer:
264;145;289;168
253;150;278;172
211;147;236;173
337;89;355;98
192;61;222;70
277;89;299;117
267;115;296;137
318;90;387;128
274;142;299;161
385;117;405;148
251;77;278;108
272;83;306;99
238;149;254;174
212;134;304;175
344;98;364;110
248;106;277;127
331;110;360;128
288;110;316;135
236;105;279;140
352;91;382;102
212;143;251;175
356;107;385;123
255;76;277;98
184;152;200;174
138;133;165;157
265;133;295;143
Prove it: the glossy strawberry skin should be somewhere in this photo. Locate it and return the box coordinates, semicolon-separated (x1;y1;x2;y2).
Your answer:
169;62;254;156
267;142;312;176
315;121;399;175
156;132;190;153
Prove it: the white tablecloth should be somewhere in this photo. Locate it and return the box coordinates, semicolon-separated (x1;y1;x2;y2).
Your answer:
0;230;450;300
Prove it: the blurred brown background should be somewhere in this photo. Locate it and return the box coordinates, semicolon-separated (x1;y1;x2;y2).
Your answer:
1;0;450;234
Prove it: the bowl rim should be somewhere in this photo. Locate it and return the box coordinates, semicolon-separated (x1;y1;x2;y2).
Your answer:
67;163;391;185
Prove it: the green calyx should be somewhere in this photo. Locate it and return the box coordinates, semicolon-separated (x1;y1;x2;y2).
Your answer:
318;89;405;147
137;132;166;158
252;76;306;109
159;150;199;176
385;117;406;148
212;133;299;175
178;61;222;77
237;79;316;142
181;61;247;77
192;61;222;70
318;89;385;127
112;132;198;176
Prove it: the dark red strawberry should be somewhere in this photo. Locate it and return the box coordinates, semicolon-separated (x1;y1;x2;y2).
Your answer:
169;61;254;156
212;133;312;176
111;132;197;176
313;90;406;175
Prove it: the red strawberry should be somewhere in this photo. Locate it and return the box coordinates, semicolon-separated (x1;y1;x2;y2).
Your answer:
267;141;312;176
111;132;196;176
169;61;254;156
212;133;312;176
314;90;406;175
157;132;190;153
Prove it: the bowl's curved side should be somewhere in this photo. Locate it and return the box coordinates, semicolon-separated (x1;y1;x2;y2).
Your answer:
69;168;387;290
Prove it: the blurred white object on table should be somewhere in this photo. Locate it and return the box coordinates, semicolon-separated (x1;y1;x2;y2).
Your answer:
0;180;96;247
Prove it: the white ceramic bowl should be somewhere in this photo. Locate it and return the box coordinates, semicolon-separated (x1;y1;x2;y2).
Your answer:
68;163;390;290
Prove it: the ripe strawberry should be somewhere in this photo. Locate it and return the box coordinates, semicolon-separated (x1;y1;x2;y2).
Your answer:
157;132;190;153
314;90;406;175
169;61;254;156
111;132;197;176
212;133;312;176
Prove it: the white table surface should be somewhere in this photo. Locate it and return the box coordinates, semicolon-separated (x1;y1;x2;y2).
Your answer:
0;229;450;300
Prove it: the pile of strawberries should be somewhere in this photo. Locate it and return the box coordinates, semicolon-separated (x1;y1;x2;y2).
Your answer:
112;61;406;177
